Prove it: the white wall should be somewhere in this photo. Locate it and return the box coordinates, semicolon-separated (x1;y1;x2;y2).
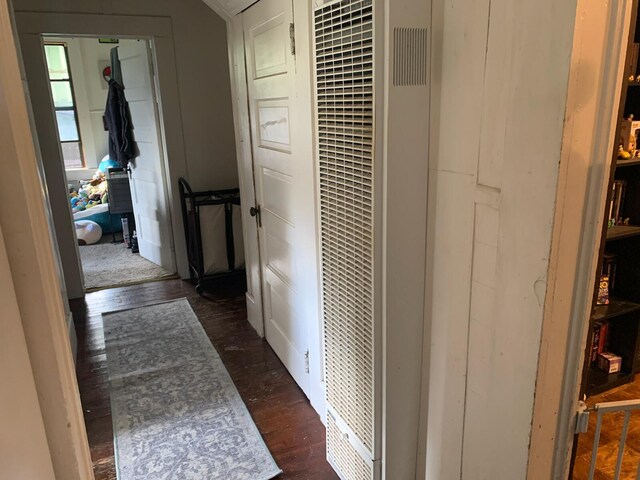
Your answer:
14;0;239;297
422;0;579;478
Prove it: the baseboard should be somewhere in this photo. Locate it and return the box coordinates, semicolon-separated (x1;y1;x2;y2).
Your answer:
246;292;264;337
67;312;77;362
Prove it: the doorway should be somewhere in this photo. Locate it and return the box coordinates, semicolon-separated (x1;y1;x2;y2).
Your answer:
569;2;640;478
42;35;176;291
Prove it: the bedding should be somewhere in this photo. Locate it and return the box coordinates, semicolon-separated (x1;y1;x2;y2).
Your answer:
69;168;121;234
73;203;121;234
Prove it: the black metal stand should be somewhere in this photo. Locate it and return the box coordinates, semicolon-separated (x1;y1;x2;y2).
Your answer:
178;177;244;295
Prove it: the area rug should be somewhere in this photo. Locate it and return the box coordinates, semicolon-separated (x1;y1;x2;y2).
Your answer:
80;242;174;290
102;299;282;480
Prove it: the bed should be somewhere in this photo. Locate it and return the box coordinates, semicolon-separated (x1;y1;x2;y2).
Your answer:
73;203;122;234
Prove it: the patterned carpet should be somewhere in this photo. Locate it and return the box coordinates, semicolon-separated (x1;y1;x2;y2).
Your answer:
102;299;281;480
80;241;173;290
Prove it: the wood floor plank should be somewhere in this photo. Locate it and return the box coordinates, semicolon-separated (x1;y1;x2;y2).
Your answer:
71;277;338;480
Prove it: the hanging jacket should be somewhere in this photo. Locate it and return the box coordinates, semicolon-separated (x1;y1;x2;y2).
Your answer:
105;78;136;167
104;47;135;167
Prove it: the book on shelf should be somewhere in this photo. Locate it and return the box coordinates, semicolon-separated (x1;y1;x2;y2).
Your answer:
597;275;610;305
627;43;640;81
608;180;627;226
598;322;608;355
590;321;610;366
602;254;618;293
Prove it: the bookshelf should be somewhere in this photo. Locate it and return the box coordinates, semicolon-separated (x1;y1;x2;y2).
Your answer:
617;158;640;168
583;13;640;397
586;368;633;397
606;225;640;241
593;299;640;322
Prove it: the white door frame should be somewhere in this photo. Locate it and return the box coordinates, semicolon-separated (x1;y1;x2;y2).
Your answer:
0;2;93;477
528;0;635;478
15;12;190;285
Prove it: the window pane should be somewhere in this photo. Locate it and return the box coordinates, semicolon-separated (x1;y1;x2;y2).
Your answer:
50;81;73;108
61;142;83;169
55;110;79;141
44;45;69;79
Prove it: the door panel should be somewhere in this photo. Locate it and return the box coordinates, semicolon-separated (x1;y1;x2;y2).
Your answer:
251;13;289;78
257;99;291;150
119;40;174;272
261;168;294;223
243;0;310;395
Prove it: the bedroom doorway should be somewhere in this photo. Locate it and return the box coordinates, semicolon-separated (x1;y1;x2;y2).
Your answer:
42;35;176;291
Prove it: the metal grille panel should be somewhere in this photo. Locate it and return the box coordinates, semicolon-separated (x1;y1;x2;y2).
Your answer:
327;412;374;480
314;0;376;461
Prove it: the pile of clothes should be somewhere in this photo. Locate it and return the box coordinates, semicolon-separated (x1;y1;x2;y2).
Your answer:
70;170;109;214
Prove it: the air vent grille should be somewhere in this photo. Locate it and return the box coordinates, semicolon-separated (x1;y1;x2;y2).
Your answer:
327;412;374;480
314;0;376;459
393;27;428;86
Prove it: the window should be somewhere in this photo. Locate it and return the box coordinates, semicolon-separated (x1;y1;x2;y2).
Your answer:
44;43;84;169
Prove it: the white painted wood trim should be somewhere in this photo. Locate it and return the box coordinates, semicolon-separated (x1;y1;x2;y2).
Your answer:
201;0;258;18
292;0;326;419
0;1;93;477
225;14;265;337
527;1;634;478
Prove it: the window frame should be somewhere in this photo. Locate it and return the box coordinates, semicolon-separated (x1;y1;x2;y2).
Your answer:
44;42;85;170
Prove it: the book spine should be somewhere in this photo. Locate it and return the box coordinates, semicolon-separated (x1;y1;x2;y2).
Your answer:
591;323;602;365
618;180;627;223
598;322;608;355
609;182;617;224
613;180;625;223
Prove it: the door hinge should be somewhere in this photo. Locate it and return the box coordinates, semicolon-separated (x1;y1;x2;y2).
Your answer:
289;23;296;56
575;400;591;434
304;349;310;374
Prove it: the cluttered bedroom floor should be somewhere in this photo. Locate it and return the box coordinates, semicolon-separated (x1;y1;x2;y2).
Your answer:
71;277;338;480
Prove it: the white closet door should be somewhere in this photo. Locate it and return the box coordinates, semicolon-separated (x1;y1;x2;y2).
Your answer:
242;0;315;396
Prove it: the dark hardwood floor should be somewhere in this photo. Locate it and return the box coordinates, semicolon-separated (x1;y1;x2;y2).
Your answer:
573;375;640;479
71;277;339;480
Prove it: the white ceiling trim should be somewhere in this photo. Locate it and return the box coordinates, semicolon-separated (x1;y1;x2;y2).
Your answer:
201;0;258;19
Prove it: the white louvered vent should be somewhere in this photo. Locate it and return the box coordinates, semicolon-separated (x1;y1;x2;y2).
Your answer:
393;27;428;86
314;0;377;478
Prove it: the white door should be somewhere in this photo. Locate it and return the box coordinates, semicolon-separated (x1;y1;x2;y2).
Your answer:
119;41;174;272
243;0;314;396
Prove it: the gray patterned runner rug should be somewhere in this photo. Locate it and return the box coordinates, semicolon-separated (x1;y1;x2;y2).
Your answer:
102;298;282;480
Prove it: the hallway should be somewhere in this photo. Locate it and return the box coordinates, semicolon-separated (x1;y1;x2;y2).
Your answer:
71;278;338;480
